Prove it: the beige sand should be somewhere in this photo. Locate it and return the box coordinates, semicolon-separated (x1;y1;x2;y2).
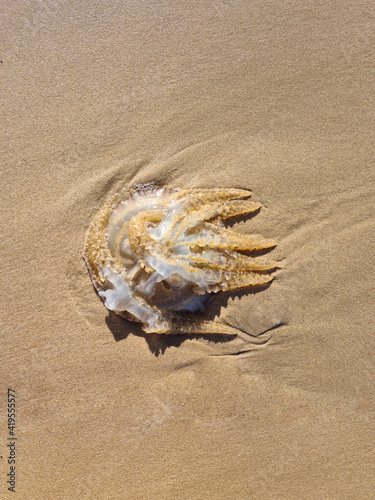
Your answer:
1;1;374;498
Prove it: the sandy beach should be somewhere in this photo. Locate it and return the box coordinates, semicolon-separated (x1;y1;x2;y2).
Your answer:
1;1;374;498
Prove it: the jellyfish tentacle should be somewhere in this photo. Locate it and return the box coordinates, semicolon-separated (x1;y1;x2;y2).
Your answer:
199;270;274;293
181;250;279;273
186;222;277;251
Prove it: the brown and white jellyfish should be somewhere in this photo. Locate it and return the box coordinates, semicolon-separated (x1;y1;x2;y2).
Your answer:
83;184;278;336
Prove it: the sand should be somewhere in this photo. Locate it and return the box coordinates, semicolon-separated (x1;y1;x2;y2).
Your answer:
1;1;374;498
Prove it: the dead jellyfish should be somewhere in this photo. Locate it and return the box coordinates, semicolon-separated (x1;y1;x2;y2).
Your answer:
83;184;278;336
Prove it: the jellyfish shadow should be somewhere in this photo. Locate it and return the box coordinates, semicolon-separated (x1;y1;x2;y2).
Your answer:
105;280;274;357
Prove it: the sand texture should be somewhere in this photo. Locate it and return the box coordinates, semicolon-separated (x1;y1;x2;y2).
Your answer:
1;1;374;498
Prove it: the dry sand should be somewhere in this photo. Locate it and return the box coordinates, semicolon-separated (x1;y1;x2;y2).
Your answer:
1;1;374;498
